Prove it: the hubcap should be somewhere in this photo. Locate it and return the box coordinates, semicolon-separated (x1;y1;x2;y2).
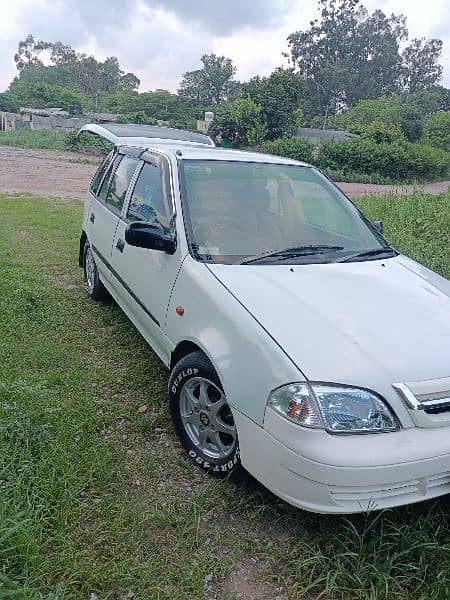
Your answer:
179;377;237;460
85;247;95;293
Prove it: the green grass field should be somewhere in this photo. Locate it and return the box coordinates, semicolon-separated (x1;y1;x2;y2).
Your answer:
0;192;449;599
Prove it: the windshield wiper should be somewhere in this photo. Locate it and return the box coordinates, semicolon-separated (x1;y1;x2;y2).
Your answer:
332;247;396;263
238;245;345;265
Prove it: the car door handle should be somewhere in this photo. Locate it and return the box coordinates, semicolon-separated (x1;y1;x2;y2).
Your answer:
89;212;95;224
116;238;125;253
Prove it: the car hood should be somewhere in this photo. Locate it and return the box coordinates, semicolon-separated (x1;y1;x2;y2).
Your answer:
207;256;450;387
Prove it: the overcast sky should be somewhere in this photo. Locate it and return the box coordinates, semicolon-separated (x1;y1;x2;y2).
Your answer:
1;0;449;93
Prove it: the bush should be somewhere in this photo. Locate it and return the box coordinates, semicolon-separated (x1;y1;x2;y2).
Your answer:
116;111;157;125
209;96;267;147
420;111;450;152
317;138;449;181
64;130;112;154
260;136;314;163
0;128;112;156
354;121;405;144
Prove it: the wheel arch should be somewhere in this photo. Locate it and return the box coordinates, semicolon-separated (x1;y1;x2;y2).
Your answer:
170;340;210;371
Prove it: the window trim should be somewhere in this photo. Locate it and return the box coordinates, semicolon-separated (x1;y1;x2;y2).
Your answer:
123;153;174;226
89;150;114;196
95;152;123;214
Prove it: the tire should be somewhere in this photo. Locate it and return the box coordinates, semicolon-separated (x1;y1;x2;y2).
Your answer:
83;241;109;301
169;351;242;478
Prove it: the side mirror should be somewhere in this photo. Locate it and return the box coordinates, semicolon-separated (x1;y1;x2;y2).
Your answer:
125;221;176;254
371;220;383;234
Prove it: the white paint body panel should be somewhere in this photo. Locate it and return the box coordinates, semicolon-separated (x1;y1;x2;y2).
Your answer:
235;408;450;513
207;255;450;428
165;256;304;423
81;131;450;513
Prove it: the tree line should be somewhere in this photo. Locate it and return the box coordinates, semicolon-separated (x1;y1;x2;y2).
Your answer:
0;0;448;151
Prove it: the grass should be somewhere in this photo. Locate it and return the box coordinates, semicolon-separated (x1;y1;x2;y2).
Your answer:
0;129;111;157
355;191;450;278
0;129;69;151
0;191;449;599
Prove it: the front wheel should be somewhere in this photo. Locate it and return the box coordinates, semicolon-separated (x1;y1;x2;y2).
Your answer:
169;352;242;477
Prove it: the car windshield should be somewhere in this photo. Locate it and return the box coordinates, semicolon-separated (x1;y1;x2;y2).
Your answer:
181;160;392;265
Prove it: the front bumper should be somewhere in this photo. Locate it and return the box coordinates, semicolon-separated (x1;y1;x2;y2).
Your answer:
234;409;450;513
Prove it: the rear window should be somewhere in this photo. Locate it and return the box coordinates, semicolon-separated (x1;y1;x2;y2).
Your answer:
98;154;121;202
90;152;113;195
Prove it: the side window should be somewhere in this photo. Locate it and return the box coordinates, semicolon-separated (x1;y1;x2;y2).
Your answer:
105;155;139;213
98;154;121;202
90;151;113;195
127;161;169;227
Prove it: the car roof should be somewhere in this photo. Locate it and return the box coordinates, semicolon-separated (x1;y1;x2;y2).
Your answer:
79;123;214;147
79;123;311;167
147;144;311;167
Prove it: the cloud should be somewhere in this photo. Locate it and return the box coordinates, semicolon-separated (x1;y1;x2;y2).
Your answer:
146;0;296;35
0;0;448;93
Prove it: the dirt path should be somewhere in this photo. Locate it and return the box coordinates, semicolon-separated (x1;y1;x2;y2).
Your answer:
1;145;449;199
0;146;98;200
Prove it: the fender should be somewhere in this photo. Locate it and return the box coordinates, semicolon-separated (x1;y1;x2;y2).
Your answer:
165;256;304;425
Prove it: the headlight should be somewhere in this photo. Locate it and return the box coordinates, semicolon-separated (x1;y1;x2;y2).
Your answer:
268;383;399;434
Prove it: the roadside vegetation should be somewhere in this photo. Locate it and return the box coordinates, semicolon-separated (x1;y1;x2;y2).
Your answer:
0;191;449;599
1;0;449;184
0;129;111;155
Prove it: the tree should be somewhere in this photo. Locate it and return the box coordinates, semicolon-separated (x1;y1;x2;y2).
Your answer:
14;34;51;70
120;73;141;91
178;54;237;104
0;92;18;112
402;39;443;93
335;89;450;142
420;112;450;152
209;96;267;147
10;35;140;108
286;0;442;116
336;96;403;130
242;69;306;139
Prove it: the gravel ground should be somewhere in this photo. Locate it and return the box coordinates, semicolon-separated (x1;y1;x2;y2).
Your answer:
1;145;449;200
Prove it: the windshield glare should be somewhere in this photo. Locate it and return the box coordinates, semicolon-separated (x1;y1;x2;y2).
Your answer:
181;160;388;264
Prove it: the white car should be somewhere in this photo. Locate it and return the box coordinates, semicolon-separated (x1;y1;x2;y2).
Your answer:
79;123;450;514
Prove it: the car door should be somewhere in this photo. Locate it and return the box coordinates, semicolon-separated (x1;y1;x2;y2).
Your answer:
87;150;140;287
110;153;181;362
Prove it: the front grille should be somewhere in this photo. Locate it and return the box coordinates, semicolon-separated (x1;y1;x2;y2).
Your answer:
330;470;450;509
425;402;450;415
393;380;450;427
418;394;450;414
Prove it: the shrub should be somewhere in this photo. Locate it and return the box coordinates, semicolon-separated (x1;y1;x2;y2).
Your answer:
0;129;111;155
116;111;157;125
64;131;112;154
261;136;314;163
209;96;267;147
317;138;449;181
354;121;405;144
420;111;450;152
